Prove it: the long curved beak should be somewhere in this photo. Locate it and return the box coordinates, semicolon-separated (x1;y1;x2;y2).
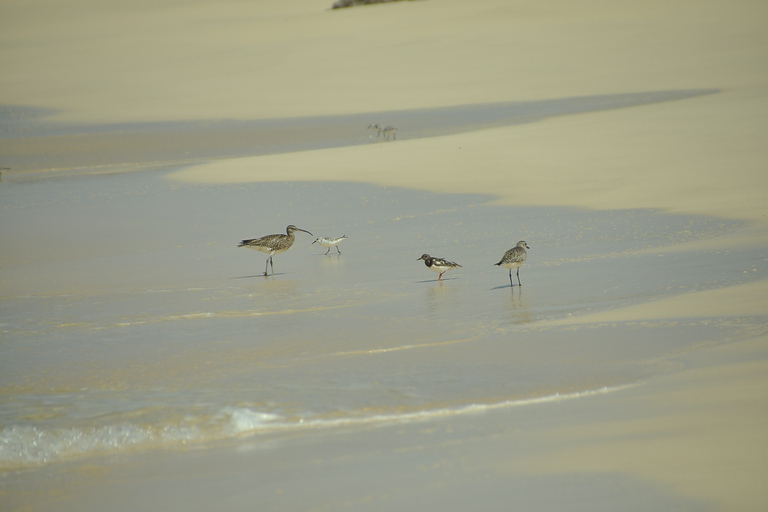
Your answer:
297;228;313;236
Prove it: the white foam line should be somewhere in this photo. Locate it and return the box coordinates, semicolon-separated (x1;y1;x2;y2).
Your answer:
243;383;641;435
1;385;640;469
334;337;477;356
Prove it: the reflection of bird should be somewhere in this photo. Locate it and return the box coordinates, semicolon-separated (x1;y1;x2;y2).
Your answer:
495;241;530;287
418;254;462;282
238;225;313;276
312;235;348;255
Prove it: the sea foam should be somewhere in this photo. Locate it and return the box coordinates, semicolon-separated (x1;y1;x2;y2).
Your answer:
0;386;633;469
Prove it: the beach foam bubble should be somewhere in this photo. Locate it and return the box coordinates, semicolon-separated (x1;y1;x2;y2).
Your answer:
0;407;284;469
0;421;205;469
217;407;281;435
224;408;282;434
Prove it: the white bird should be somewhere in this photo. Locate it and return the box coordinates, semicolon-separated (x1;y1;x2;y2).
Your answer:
312;235;348;255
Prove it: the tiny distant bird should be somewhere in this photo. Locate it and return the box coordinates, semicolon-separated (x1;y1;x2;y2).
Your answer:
366;124;396;140
495;241;530;287
238;225;313;276
380;126;397;140
418;254;462;282
312;235;348;255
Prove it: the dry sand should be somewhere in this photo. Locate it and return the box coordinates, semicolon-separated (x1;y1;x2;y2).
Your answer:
2;0;768;509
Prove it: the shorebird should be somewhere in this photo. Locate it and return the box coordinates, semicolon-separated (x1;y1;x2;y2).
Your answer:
367;124;397;140
418;254;462;282
495;241;530;287
381;126;397;140
238;225;313;276
312;235;348;255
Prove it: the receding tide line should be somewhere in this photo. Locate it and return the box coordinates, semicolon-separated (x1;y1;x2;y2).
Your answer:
1;89;718;174
110;305;349;328
333;336;479;356
0;384;639;470
244;382;642;436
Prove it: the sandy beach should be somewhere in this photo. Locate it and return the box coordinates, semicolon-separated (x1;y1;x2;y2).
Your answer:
2;0;767;510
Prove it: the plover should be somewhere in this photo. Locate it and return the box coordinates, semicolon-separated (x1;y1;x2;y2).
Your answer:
495;241;529;287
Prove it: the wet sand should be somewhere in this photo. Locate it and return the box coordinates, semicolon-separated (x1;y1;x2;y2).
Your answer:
1;90;716;173
6;335;767;512
2;0;768;510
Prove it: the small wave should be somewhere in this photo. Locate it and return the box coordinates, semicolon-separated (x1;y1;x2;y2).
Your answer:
0;384;635;470
215;407;282;435
0;406;281;470
0;423;203;470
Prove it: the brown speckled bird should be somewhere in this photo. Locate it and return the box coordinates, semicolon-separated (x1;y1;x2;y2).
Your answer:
238;225;313;276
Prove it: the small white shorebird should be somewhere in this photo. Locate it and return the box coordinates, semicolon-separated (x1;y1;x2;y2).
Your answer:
418;254;462;282
238;225;313;276
495;241;530;287
312;235;348;255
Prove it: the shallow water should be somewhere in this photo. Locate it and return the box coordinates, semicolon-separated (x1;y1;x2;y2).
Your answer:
1;171;765;470
0;89;718;173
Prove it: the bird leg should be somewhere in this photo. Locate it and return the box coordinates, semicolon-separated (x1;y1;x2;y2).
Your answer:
324;247;331;255
508;269;514;287
517;268;522;287
336;246;341;254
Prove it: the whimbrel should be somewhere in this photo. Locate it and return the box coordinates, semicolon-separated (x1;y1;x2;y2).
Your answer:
238;225;313;276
